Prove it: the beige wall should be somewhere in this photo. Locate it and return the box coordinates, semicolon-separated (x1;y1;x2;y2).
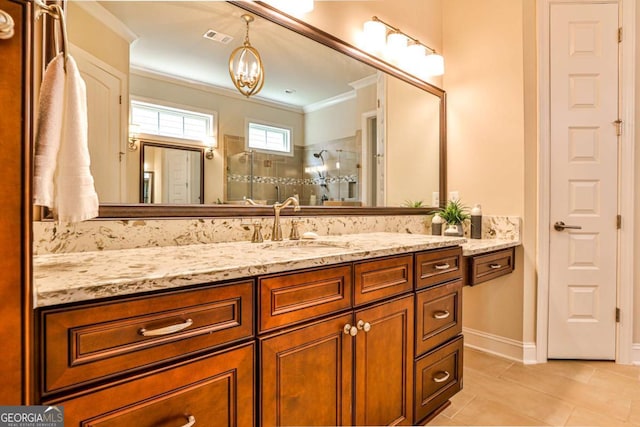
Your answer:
305;98;359;146
67;3;129;75
305;1;533;344
130;73;305;204
385;76;441;207
304;0;444;89
442;0;529;343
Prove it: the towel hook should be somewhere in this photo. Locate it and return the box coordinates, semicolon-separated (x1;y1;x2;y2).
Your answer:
33;0;69;72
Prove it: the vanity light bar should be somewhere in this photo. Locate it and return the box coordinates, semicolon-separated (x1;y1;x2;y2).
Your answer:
362;16;444;77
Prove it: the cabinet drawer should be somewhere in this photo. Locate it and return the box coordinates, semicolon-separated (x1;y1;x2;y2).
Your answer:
40;280;254;396
259;264;352;332
414;335;464;424
416;279;462;356
354;255;413;306
467;247;515;286
415;247;462;289
46;342;255;427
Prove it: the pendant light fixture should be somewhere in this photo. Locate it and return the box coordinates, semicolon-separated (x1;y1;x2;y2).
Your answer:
229;14;265;98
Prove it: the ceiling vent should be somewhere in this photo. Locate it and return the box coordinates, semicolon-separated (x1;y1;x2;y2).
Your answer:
203;29;234;45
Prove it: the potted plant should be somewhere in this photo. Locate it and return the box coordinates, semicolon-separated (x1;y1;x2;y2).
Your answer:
437;199;470;236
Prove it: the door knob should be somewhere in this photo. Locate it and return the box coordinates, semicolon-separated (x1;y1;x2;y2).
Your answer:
554;221;582;231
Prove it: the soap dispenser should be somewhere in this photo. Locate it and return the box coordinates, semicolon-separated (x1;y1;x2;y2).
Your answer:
431;213;444;236
471;204;482;239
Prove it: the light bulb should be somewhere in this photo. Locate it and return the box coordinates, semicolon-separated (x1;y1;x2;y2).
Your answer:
386;32;409;65
362;19;386;54
425;53;445;76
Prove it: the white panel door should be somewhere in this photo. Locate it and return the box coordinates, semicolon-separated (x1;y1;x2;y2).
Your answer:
163;149;191;204
548;3;619;359
72;46;125;203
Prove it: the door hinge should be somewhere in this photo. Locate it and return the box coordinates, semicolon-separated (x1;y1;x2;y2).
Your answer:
618;27;623;43
617;214;622;229
614;119;623;136
616;307;621;323
119;95;123;105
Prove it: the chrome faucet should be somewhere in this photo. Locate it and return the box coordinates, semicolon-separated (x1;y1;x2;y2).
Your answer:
271;196;301;241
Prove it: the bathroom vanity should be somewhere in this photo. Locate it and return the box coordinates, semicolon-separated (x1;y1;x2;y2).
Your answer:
33;232;502;426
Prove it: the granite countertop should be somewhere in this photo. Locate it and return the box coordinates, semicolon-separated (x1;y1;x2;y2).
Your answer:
460;238;520;256
33;232;519;308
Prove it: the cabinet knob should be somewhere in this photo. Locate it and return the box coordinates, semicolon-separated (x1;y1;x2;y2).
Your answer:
0;9;15;40
356;319;371;332
179;415;196;427
343;323;358;336
434;263;450;270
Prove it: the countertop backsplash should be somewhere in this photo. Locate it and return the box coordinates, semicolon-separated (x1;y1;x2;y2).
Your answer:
32;214;521;255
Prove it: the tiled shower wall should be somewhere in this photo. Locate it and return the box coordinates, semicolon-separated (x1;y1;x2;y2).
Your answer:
225;134;361;205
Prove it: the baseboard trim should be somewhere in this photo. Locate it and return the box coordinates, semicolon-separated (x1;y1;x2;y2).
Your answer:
463;327;537;364
632;343;640;366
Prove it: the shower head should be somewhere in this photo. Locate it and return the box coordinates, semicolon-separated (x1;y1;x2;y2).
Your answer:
313;149;327;159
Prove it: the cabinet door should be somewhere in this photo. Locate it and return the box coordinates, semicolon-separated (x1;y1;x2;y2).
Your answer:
48;342;255;427
354;295;414;426
261;313;353;426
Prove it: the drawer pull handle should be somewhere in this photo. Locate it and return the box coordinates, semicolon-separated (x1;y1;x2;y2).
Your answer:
180;415;196;427
139;319;193;337
357;320;371;332
434;263;450;270
433;371;451;383
489;263;502;269
343;324;358;336
433;310;450;320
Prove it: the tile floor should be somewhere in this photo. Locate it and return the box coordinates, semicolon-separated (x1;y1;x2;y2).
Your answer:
428;348;640;427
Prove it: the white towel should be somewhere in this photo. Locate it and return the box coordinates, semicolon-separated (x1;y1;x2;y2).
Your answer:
33;53;99;223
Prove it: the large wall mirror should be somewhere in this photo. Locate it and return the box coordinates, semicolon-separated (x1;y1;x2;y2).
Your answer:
59;0;446;217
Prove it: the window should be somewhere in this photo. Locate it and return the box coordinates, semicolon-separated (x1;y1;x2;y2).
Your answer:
131;100;215;143
247;122;292;154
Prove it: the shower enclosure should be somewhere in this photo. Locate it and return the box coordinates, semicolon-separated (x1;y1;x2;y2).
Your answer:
225;135;361;205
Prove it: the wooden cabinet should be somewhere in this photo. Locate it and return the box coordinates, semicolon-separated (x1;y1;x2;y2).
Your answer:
39;280;254;396
354;295;414;426
261;295;414;427
45;342;255;427
37;245;466;425
260;256;418;426
354;255;413;306
260;313;354;427
413;249;465;425
258;264;352;332
37;281;256;425
463;247;515;286
0;0;32;404
415;279;463;355
415;247;462;289
414;336;464;422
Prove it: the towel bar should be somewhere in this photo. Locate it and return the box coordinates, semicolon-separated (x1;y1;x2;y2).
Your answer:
32;0;68;72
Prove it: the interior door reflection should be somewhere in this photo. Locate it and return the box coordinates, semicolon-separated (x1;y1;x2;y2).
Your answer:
140;142;204;204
